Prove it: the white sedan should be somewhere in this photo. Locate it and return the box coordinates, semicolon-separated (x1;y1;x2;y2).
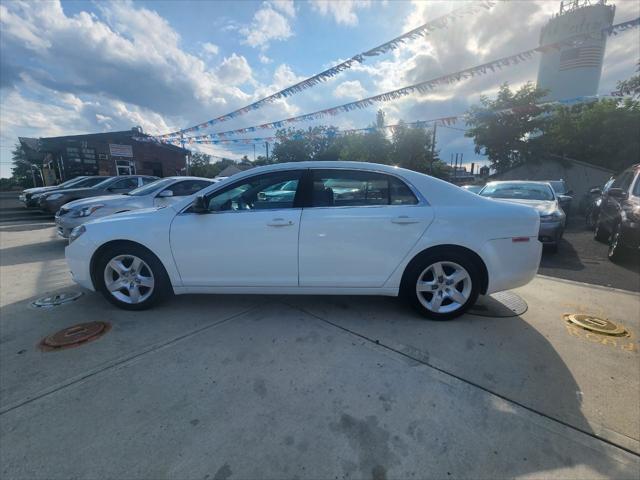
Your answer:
55;177;215;238
65;161;542;320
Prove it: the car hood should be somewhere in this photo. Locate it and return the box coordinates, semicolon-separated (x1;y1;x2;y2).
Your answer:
43;187;99;197
63;194;128;210
490;198;558;215
24;186;58;194
86;206;167;226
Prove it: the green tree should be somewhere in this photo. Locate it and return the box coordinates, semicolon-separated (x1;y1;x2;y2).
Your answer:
10;143;42;188
390;121;439;174
616;64;640;98
544;98;640;172
465;82;550;173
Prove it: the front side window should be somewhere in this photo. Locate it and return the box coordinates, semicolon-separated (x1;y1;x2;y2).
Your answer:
613;171;634;191
310;170;418;207
166;180;211;197
207;171;302;212
110;178;139;190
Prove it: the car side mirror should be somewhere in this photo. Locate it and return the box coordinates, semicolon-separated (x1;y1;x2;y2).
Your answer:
608;187;627;199
566;190;573;196
191;195;209;213
157;190;173;198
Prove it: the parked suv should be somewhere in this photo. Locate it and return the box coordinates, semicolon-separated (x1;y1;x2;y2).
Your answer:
39;175;158;214
594;164;640;262
546;180;573;220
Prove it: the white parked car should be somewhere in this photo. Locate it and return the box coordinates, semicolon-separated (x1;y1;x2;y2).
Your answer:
55;177;214;238
65;162;542;320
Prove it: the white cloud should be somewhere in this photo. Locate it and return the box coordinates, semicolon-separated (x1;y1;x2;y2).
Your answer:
241;4;293;48
333;80;367;99
216;53;254;85
201;42;219;56
270;0;296;18
259;53;273;64
310;0;371;26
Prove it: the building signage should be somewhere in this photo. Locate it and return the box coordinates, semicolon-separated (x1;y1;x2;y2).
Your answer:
109;144;133;157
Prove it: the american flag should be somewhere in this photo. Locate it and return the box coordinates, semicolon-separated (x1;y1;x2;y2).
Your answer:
559;46;604;71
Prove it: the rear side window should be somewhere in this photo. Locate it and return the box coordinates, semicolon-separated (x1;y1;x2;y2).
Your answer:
311;170;418;207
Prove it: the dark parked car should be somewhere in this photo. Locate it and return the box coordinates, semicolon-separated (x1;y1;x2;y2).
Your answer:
39;175;158;214
594;164;640;262
585;177;614;230
547;180;573;219
19;176;110;208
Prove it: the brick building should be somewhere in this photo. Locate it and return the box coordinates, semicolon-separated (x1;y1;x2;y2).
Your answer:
19;127;189;185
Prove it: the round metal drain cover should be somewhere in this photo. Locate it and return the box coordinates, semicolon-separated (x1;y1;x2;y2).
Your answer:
32;291;83;308
40;322;110;351
563;314;629;337
468;291;528;318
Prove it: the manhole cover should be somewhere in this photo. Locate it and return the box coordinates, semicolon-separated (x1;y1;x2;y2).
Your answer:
40;322;110;351
32;291;83;308
468;291;528;318
563;314;629;337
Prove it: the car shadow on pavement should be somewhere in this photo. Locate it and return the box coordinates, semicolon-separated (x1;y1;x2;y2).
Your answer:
0;239;67;267
0;223;55;233
540;238;585;271
280;294;633;477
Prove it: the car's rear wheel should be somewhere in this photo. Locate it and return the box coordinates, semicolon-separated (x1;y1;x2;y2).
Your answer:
402;251;480;320
594;223;608;242
94;244;172;310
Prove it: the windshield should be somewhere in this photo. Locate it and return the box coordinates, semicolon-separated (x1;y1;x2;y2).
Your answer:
73;176;110;188
480;183;555;201
548;181;566;195
58;176;87;188
127;178;173;196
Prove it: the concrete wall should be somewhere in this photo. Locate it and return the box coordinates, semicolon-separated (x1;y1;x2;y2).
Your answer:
491;159;613;212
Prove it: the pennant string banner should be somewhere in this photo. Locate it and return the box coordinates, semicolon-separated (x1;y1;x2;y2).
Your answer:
157;1;498;138
158;17;638;143
147;94;623;148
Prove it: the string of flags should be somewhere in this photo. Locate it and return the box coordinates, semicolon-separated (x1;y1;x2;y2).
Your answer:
148;94;622;148
156;1;498;138
157;16;638;144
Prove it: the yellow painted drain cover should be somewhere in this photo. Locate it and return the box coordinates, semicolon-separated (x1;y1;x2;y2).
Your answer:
563;314;629;337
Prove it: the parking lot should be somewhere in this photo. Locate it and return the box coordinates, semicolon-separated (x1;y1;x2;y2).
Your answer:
1;193;639;479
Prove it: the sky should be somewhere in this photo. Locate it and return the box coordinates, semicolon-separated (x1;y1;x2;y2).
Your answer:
1;0;639;178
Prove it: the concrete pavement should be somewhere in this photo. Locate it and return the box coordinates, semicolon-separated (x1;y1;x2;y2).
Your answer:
1;223;638;479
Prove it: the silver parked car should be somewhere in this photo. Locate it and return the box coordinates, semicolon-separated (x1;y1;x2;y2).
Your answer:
55;177;215;238
479;181;565;252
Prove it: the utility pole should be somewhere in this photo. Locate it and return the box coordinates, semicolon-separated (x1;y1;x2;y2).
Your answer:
253;144;256;162
429;122;437;174
180;133;189;176
265;142;269;163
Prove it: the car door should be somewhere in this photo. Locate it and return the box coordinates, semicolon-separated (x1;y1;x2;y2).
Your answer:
153;180;211;207
170;170;303;286
298;169;434;287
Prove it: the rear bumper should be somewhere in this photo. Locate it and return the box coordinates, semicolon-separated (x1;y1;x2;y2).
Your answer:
481;237;542;295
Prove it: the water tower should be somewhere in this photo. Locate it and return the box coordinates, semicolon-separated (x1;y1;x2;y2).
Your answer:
536;0;615;101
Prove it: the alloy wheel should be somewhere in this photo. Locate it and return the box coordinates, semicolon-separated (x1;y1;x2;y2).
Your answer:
103;254;155;304
416;261;472;314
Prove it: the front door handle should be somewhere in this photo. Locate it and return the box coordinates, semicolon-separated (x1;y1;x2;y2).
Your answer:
267;218;294;227
391;216;420;224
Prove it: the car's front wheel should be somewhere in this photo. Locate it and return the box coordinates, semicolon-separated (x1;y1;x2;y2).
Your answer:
402;251;480;320
94;244;172;310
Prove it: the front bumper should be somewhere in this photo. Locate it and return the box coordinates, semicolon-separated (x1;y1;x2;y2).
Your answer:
65;232;96;291
40;197;65;214
55;214;84;239
538;221;563;245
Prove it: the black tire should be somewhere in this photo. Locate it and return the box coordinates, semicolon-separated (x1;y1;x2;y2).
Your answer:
94;243;172;310
401;250;481;321
546;243;559;254
594;223;608;242
607;222;626;263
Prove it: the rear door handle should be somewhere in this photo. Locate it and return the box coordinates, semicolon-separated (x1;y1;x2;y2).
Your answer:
391;216;420;224
267;218;294;227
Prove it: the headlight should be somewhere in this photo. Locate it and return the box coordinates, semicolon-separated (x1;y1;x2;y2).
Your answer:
68;225;86;244
71;204;104;218
31;193;43;199
540;211;563;222
45;193;63;201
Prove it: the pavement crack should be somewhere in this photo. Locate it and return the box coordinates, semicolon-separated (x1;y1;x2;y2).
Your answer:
282;301;640;459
